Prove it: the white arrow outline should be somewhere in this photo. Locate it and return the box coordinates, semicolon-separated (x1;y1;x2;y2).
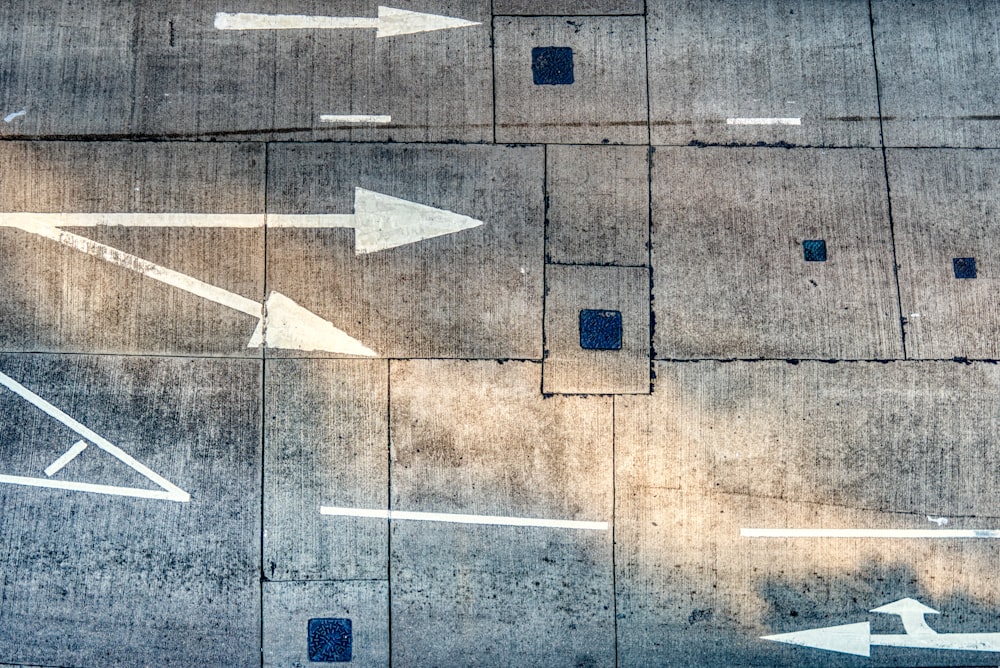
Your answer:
214;6;481;38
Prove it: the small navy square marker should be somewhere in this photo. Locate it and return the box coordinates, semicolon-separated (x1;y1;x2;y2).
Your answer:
308;618;352;662
580;309;622;350
953;257;977;279
803;239;827;262
532;46;574;85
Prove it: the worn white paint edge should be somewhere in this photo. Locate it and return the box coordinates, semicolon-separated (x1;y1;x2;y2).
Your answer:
741;528;1000;538
319;114;392;124
726;117;801;125
320;506;608;530
3;110;26;122
215;13;377;30
0;370;190;502
0;212;263;228
44;440;88;477
0;474;188;501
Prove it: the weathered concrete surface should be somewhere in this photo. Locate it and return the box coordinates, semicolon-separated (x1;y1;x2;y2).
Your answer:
494;16;648;144
389;360;614;666
887;149;1000;360
0;353;261;667
873;0;1000;148
266;143;544;360
544;264;650;395
651;147;902;360
0;141;265;357
264;359;388;582
263;580;389;668
494;0;644;15
616;360;1000;667
546;145;649;267
648;0;880;147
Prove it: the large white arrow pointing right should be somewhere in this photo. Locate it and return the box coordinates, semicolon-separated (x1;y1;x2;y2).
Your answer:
215;7;480;38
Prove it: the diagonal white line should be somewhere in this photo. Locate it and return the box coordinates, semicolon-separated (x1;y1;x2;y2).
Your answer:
44;440;88;477
320;506;608;531
0;474;187;501
741;528;1000;538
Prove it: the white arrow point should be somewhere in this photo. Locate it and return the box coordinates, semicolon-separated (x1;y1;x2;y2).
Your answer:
352;187;482;254
248;291;378;356
376;6;480;37
763;622;871;657
871;598;939;616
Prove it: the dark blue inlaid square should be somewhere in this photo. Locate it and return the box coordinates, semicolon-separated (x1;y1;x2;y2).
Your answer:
532;46;574;85
803;239;827;262
580;309;622;350
308;618;352;662
953;257;977;279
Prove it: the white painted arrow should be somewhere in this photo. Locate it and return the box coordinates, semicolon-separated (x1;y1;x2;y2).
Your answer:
4;217;376;356
763;598;1000;657
0;188;483;255
215;6;480;37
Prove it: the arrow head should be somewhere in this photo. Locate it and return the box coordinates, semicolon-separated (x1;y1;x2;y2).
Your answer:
871;598;940;616
376;6;480;37
351;187;483;253
247;292;378;356
763;621;871;657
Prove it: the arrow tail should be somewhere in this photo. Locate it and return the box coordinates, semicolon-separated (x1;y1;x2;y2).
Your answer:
214;13;377;31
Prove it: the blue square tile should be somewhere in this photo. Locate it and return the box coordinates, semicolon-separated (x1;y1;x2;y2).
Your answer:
803;239;827;262
308;618;352;662
580;309;622;350
532;46;574;85
953;257;977;279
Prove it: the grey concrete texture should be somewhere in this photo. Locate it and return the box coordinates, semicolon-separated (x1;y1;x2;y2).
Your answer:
0;141;265;357
494;15;649;144
886;149;1000;359
546;144;650;267
0;353;261;667
651;146;903;360
265;142;544;360
264;359;388;582
493;0;645;15
647;0;881;147
389;360;615;666
543;264;650;395
873;0;1000;148
616;360;1000;666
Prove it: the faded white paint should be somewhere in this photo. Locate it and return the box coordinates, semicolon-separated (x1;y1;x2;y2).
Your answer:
3;110;26;122
319;115;392;124
741;527;1000;538
44;440;89;477
726;117;801;125
247;292;378;356
214;7;480;37
351;187;483;253
320;506;608;530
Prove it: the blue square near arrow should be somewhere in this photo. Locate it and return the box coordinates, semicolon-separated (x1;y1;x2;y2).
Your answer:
532;46;574;85
953;257;977;279
803;239;827;262
308;618;352;662
580;309;622;350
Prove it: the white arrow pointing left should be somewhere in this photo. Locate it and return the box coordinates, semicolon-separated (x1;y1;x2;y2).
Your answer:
215;6;480;37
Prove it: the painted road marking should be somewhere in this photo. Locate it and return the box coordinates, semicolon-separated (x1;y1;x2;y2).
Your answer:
0;370;189;502
764;597;1000;657
319;115;392;124
44;440;88;477
214;7;480;38
320;506;609;531
742;527;1000;538
726;117;801;125
3;110;26;122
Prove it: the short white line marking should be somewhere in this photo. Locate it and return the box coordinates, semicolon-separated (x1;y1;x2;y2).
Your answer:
3;110;26;122
44;440;88;477
319;114;392;124
0;474;186;501
320;506;608;531
741;528;1000;538
726;117;801;125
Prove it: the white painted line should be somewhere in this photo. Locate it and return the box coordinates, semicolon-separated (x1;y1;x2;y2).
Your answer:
214;7;480;38
320;506;609;531
0;474;187;501
0;370;190;502
0;212;263;228
44;440;88;477
3;110;26;122
726;117;801;125
741;527;1000;538
319;114;391;124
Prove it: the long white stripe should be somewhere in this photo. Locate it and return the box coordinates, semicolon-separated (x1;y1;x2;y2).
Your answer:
44;440;88;477
0;212;263;228
741;528;1000;538
320;506;608;531
726;117;801;125
0;474;187;501
0;370;190;502
215;13;378;30
319;115;392;124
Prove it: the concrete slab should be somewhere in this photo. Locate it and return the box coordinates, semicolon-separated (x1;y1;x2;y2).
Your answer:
648;0;880;147
493;0;644;15
263;580;389;668
874;0;1000;148
651;147;902;360
886;149;1000;359
264;359;388;582
132;1;491;142
494;16;648;145
543;264;650;395
265;143;544;360
615;360;1000;666
546;145;649;267
0;141;265;357
0;353;261;667
388;360;614;666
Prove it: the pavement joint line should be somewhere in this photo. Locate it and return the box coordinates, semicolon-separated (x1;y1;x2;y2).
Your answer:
320;506;609;531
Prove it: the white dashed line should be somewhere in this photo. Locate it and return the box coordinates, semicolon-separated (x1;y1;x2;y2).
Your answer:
321;506;609;531
726;117;801;125
319;114;392;124
741;528;1000;538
